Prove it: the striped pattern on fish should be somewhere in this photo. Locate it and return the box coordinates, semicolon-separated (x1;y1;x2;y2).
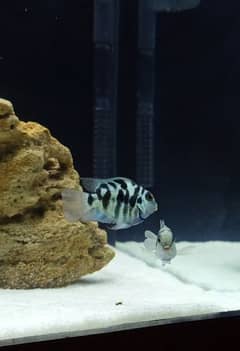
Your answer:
62;177;158;230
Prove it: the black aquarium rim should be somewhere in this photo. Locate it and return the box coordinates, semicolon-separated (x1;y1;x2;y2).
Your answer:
1;309;240;348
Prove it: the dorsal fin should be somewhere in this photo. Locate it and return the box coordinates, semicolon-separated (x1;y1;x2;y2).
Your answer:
80;177;105;193
160;219;165;229
80;177;135;193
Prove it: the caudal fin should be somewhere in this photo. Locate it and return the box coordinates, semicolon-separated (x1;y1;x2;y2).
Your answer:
144;230;157;251
62;189;91;222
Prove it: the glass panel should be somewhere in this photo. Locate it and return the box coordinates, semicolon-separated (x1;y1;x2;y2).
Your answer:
112;0;240;330
1;0;240;347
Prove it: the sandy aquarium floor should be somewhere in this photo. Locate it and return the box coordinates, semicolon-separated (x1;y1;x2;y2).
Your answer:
0;241;240;345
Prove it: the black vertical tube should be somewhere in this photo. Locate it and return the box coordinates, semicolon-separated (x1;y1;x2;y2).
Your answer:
136;1;156;188
117;0;138;178
93;0;120;178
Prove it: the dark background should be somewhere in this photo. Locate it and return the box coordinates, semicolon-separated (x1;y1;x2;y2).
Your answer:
0;0;240;241
0;0;94;175
155;0;240;240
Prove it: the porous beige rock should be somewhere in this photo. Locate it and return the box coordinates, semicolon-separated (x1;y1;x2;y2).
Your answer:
0;98;115;288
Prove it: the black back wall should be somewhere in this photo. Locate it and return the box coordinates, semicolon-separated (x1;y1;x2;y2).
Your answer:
0;0;94;175
154;0;240;240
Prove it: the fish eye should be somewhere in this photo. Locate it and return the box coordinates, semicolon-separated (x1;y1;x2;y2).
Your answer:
145;192;153;201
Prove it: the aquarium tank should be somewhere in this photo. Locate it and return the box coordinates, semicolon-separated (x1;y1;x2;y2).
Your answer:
0;0;240;348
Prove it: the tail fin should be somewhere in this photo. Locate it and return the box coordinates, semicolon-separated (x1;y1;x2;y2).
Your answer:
144;230;157;251
62;189;92;222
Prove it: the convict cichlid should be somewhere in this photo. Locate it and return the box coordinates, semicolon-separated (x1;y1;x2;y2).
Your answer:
62;177;158;230
144;220;176;265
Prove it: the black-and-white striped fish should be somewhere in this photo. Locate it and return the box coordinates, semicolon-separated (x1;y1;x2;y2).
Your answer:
61;177;158;230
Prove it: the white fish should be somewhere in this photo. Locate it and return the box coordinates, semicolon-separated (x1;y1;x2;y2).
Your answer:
144;220;176;265
62;177;158;230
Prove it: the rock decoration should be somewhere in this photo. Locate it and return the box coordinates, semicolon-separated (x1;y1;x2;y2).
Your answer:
0;98;114;288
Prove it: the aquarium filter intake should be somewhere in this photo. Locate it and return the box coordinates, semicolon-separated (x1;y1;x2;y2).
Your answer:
93;0;200;185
